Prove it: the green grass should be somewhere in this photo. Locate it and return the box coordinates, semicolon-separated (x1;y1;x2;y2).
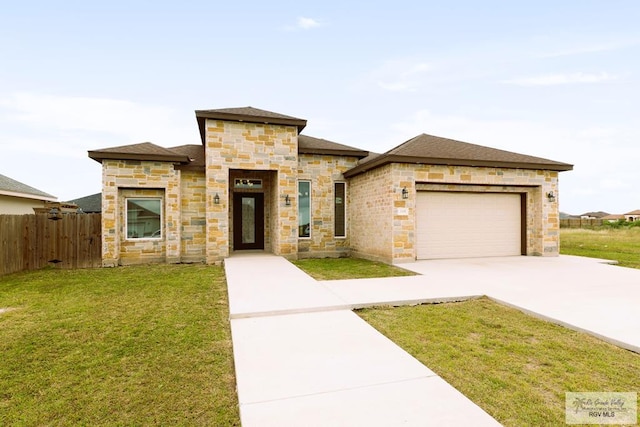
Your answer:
292;257;417;280
0;265;239;426
561;227;640;269
359;298;640;426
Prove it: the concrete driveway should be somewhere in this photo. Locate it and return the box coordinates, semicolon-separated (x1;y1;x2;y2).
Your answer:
226;254;640;426
323;255;640;353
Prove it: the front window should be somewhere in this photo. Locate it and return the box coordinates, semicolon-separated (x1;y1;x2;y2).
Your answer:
126;198;162;239
334;182;346;237
298;181;311;238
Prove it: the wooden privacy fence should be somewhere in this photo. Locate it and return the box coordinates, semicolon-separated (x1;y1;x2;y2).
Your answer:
560;218;604;229
0;213;101;276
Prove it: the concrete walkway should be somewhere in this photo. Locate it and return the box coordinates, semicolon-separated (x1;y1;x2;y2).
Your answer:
225;253;640;426
225;253;500;426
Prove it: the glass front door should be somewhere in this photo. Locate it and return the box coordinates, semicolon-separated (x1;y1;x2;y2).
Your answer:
233;193;264;250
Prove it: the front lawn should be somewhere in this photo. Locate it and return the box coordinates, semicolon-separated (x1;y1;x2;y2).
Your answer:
359;298;640;426
292;257;416;280
560;227;640;269
0;265;239;426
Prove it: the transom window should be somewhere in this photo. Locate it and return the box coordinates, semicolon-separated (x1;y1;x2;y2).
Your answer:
126;198;162;239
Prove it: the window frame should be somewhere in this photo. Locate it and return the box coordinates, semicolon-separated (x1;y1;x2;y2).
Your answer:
298;180;311;239
125;197;163;240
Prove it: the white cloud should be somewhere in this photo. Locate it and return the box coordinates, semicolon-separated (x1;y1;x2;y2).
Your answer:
282;16;323;31
297;16;321;30
539;39;640;58
0;93;199;200
365;59;432;92
503;72;616;86
0;93;197;151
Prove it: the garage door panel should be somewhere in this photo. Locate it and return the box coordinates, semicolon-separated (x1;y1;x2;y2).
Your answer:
416;192;521;259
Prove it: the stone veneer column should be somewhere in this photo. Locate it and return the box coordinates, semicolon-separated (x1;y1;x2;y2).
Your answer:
204;119;299;263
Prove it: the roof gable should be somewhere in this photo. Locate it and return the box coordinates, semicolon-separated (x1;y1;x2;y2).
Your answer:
0;173;57;201
344;133;573;177
195;106;307;144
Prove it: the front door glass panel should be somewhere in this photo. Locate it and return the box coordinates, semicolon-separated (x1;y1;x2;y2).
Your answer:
241;197;256;244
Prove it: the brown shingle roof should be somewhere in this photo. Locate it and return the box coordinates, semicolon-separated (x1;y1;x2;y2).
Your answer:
88;142;191;164
298;135;368;158
195;106;307;144
344;133;573;177
170;144;205;170
624;209;640;215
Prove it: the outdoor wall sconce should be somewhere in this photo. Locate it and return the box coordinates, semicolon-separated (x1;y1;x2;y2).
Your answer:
285;194;291;206
546;191;556;203
47;207;62;221
214;193;220;205
402;187;409;199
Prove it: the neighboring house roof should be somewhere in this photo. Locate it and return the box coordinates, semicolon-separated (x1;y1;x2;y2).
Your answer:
344;133;574;178
624;209;640;215
601;214;625;220
0;173;57;202
298;135;369;158
195;106;308;144
68;192;102;213
88;142;192;164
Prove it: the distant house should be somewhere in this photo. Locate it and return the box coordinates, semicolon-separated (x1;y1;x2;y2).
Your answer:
601;214;625;222
624;210;640;222
0;174;57;214
68;192;102;213
579;211;609;219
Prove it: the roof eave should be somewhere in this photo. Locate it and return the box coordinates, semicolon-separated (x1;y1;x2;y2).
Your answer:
298;148;370;158
0;189;58;202
344;155;574;177
88;151;191;164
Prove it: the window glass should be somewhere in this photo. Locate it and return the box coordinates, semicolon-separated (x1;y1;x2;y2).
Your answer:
334;183;346;237
127;198;162;239
298;181;311;238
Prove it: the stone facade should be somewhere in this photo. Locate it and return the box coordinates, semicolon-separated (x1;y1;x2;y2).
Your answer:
91;107;570;267
350;163;559;264
101;160;181;267
203;120;299;263
297;153;361;258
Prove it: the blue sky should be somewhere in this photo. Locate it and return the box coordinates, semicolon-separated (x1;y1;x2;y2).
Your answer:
1;1;639;214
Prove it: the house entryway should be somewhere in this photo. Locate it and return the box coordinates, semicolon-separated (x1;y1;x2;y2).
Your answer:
233;193;264;250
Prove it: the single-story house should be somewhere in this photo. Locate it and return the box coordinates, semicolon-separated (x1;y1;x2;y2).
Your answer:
601;214;626;222
88;106;573;267
0;173;58;214
624;210;640;222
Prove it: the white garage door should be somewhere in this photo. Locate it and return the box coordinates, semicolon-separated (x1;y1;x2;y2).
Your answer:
416;192;522;259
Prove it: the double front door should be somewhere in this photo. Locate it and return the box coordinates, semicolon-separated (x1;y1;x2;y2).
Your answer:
233;193;264;250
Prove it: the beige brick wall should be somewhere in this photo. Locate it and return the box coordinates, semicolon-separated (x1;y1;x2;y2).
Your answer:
348;164;395;262
180;170;207;262
349;163;560;263
101;160;181;266
297;153;361;258
204;120;299;263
